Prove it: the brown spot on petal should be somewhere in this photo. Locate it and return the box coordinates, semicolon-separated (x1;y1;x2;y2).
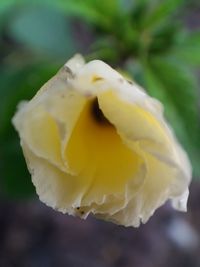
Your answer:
118;78;124;83
127;80;133;85
58;65;75;79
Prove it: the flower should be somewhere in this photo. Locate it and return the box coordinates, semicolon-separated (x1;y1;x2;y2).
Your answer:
12;54;191;227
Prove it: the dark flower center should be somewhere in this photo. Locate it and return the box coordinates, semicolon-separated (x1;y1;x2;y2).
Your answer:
91;98;112;126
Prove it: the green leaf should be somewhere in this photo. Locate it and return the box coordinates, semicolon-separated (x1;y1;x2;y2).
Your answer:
172;31;200;66
88;38;119;63
8;5;76;59
0;0;18;15
117;0;135;14
0;0;20;30
143;58;200;177
0;63;58;198
90;0;119;16
0;137;35;199
125;59;145;85
53;0;130;32
142;0;185;30
0;63;58;137
149;24;180;54
52;0;112;29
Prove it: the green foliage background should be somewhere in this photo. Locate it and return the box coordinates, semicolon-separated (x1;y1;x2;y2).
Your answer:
0;0;200;198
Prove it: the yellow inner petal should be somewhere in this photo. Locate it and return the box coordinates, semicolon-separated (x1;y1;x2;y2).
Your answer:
98;90;169;144
24;107;63;168
65;98;141;202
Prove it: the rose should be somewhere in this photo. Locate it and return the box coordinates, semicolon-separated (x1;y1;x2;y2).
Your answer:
12;55;191;227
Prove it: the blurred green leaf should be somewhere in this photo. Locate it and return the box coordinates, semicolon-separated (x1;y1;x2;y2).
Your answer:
149;24;180;54
117;0;135;14
0;0;20;30
0;0;18;14
172;31;200;66
0;63;59;197
90;0;119;16
88;37;119;62
8;5;76;59
130;0;149;29
0;137;35;198
143;58;200;176
54;0;132;33
142;0;185;30
53;0;112;29
0;64;58;137
125;59;145;85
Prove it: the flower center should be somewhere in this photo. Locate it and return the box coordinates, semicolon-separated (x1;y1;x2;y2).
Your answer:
91;98;112;126
65;97;141;205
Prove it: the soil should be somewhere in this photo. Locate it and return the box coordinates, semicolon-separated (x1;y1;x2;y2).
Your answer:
0;182;200;267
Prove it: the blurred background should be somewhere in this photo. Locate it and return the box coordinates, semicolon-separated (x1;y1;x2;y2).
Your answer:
0;0;200;266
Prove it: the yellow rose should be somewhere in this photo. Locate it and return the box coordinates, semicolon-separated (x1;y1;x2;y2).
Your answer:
12;55;191;227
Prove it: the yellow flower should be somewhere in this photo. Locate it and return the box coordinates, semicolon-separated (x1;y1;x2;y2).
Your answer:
12;55;191;227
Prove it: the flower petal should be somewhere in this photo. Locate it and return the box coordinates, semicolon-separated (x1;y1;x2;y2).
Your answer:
64;98;145;207
13;70;87;173
22;142;88;213
97;89;191;182
97;154;187;227
13;104;64;170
